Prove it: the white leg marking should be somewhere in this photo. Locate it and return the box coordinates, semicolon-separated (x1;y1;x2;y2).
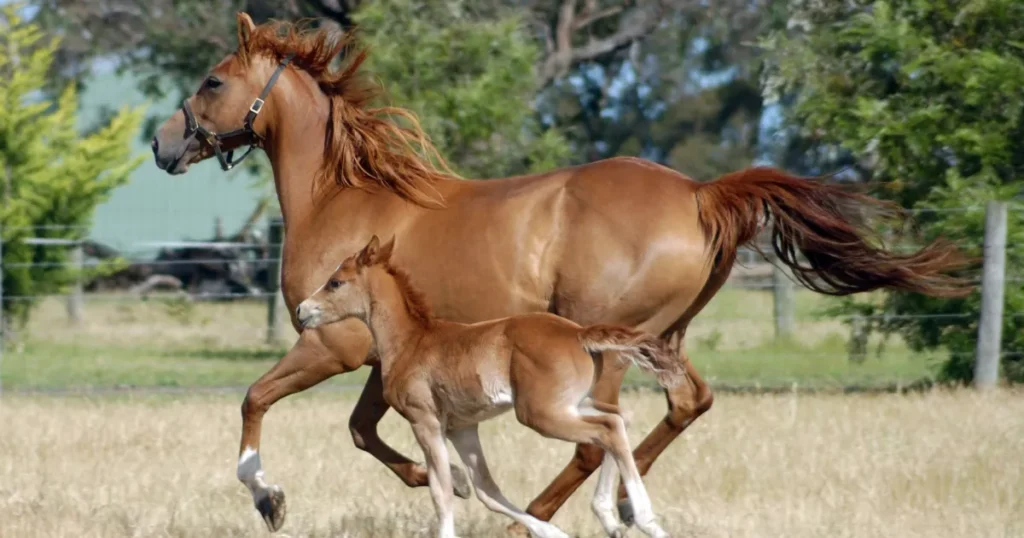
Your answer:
410;421;457;538
237;446;270;495
591;452;625;537
449;427;570;538
606;420;667;538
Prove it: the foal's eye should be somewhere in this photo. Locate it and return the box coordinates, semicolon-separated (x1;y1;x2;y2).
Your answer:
328;279;343;290
204;76;223;90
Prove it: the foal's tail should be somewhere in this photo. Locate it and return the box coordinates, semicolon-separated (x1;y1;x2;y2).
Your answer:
579;325;684;389
694;167;974;297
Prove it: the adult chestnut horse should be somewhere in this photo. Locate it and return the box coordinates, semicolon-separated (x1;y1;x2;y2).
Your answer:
151;13;967;533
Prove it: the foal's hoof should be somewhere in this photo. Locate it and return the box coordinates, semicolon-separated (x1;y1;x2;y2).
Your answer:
256;485;287;532
617;499;635;527
505;521;531;537
451;465;473;499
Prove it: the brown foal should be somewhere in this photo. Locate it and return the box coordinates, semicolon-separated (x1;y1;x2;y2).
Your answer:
297;235;684;538
151;14;970;534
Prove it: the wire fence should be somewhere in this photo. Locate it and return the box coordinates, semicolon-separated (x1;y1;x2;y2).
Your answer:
0;202;1020;394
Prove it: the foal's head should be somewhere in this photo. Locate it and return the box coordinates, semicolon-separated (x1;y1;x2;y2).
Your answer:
296;235;396;330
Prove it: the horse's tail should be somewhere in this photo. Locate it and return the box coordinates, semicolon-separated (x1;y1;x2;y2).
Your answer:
579;325;684;389
693;167;974;297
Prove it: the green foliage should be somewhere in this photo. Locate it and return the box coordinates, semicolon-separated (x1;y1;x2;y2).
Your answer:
0;4;144;327
764;0;1024;382
354;0;570;178
543;3;773;178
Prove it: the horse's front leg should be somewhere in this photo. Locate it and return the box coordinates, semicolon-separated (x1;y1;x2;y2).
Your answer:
349;365;472;499
237;321;370;532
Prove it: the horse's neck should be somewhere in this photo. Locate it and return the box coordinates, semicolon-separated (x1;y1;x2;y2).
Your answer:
264;78;330;230
365;270;427;377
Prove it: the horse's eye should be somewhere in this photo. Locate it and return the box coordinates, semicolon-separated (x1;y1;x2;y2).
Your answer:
328;279;343;290
204;76;223;90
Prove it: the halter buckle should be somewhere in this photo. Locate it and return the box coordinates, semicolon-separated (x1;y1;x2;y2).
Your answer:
249;98;265;114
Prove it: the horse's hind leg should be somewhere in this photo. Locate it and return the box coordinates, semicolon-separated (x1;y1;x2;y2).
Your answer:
449;427;569;538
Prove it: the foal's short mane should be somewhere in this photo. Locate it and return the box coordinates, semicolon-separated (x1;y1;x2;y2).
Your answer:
383;263;435;329
238;19;456;207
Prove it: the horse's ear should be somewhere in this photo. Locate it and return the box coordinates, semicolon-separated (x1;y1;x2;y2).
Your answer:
236;12;256;52
357;235;381;266
378;235;396;264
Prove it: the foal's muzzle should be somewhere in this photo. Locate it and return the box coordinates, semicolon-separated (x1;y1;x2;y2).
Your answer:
295;301;323;329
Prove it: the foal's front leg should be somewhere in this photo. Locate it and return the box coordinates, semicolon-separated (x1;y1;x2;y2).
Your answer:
409;415;458;538
349;366;472;499
449;427;570;538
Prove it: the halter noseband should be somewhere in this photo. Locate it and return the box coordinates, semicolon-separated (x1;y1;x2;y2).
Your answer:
181;54;295;171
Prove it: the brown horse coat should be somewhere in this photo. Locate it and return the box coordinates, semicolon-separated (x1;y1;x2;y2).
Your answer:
151;13;969;533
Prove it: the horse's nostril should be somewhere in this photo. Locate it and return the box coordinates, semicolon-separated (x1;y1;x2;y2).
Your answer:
295;305;302;317
151;137;159;154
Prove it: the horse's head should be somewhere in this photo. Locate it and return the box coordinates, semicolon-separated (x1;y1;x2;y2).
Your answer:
152;13;291;174
296;235;396;330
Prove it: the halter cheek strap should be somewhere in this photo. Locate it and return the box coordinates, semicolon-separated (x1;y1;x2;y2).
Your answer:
181;53;295;171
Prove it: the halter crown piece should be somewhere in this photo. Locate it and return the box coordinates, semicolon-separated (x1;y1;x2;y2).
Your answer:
181;54;296;171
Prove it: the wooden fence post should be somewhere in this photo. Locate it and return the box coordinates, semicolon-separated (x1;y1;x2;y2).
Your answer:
266;217;284;345
974;201;1007;389
772;260;794;341
67;243;83;324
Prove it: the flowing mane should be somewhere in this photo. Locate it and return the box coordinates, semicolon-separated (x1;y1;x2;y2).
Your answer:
237;17;456;207
383;263;435;329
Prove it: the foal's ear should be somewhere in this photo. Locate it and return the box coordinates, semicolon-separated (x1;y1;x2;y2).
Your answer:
378;235;396;264
236;12;257;51
357;235;382;267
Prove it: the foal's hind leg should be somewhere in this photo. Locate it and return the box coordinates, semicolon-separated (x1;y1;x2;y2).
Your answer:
449;427;569;538
614;326;713;525
522;355;629;525
517;399;666;538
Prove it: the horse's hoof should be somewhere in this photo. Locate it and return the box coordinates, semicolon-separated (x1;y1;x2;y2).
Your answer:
617;499;635;527
505;521;531;537
451;465;473;499
256;485;287;532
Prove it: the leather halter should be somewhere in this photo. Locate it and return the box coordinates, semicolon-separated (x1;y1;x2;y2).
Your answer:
181;54;295;171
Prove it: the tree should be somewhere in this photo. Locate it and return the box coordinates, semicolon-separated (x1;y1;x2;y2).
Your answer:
763;0;1024;382
30;0;668;96
353;0;569;177
536;1;776;178
0;4;144;328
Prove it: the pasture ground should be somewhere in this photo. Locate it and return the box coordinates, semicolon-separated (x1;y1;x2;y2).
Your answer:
4;287;942;391
1;390;1021;538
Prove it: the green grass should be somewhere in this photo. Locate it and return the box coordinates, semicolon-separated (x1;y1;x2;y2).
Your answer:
1;289;944;391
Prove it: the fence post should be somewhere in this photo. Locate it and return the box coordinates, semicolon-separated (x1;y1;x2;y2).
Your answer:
266;217;284;345
67;243;83;324
974;200;1007;390
772;260;794;341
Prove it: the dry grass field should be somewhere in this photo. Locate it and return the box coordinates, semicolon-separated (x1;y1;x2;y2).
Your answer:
2;389;1022;538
